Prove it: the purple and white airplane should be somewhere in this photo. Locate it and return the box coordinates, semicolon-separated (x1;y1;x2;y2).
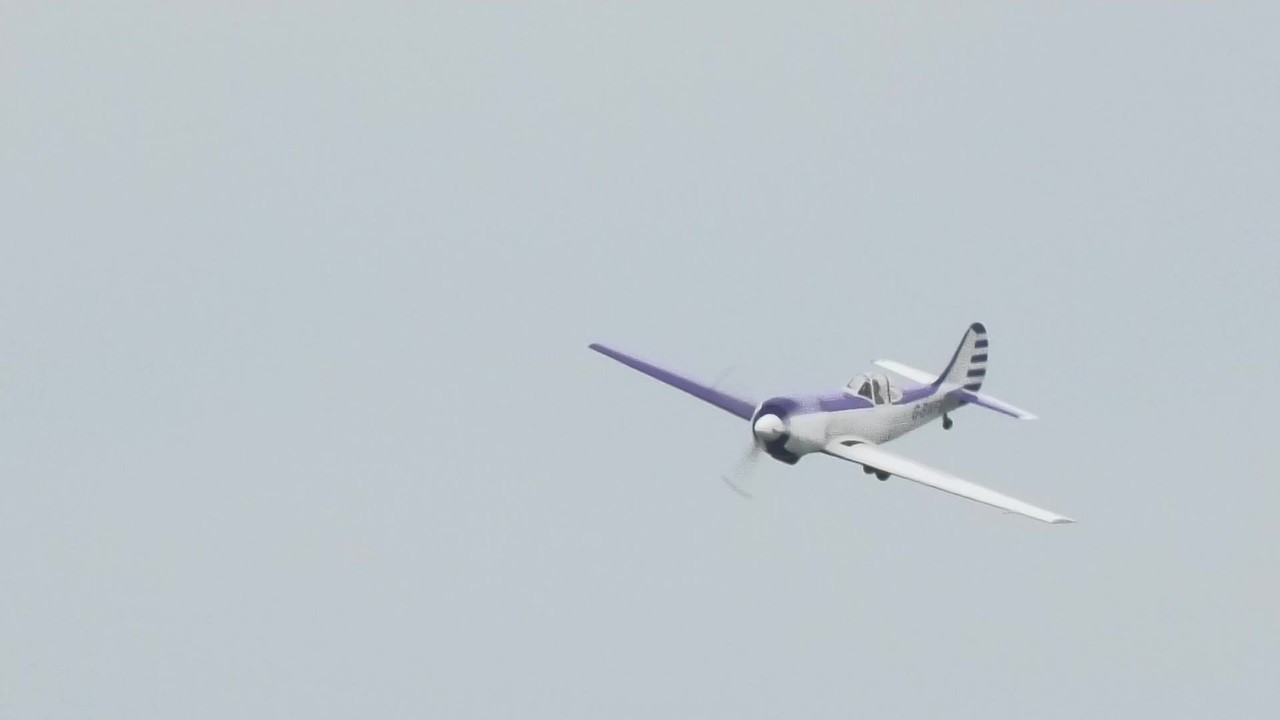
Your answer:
589;323;1074;524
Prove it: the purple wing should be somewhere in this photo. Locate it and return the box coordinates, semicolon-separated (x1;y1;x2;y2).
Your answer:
588;343;756;420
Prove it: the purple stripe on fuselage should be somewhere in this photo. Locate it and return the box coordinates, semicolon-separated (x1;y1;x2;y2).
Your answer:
816;394;871;412
589;344;756;420
781;393;872;413
790;386;937;415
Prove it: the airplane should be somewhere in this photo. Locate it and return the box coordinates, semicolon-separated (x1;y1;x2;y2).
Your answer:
588;323;1074;524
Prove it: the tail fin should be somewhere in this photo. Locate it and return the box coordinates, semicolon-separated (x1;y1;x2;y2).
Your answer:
933;323;989;391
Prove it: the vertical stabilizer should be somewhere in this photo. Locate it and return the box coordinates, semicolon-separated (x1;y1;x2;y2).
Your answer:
934;323;989;391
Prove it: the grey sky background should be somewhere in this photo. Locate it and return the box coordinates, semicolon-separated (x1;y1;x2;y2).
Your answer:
2;3;1278;718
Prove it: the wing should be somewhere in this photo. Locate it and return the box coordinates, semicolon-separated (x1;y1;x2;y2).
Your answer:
824;440;1073;524
589;343;756;420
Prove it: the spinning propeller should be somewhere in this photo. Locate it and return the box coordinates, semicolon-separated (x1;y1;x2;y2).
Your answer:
719;411;787;499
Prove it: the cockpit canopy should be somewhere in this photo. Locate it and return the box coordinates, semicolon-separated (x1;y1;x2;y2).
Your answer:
846;371;901;405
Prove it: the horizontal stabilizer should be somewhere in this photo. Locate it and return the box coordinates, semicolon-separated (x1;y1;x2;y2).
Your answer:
873;359;936;386
952;389;1038;420
877;359;1036;420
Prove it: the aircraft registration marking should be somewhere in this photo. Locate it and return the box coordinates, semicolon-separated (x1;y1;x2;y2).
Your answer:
911;399;943;421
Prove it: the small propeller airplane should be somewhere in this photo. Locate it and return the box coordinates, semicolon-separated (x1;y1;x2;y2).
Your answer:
589;323;1074;524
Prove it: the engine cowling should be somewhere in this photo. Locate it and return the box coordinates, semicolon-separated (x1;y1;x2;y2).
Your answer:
751;398;801;464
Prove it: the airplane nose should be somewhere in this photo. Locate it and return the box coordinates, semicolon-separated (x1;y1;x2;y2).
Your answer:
753;414;786;442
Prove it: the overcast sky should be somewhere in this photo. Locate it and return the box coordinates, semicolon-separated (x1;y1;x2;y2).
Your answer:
2;3;1278;718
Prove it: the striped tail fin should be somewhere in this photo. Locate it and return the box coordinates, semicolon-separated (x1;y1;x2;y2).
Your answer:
933;323;989;391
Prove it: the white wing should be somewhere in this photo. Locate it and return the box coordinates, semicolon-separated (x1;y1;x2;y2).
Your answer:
873;359;937;385
825;440;1074;524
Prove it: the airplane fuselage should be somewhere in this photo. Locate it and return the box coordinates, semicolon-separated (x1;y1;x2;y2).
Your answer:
752;386;963;464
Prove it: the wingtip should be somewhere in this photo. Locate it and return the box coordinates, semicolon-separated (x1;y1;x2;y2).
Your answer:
1050;517;1076;524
